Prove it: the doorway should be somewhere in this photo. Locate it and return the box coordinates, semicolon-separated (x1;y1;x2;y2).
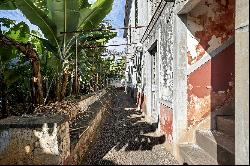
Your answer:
149;45;159;126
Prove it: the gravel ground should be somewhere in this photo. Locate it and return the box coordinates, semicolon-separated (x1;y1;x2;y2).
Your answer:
81;90;179;165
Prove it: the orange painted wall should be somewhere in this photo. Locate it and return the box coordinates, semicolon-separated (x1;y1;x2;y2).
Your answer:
187;0;235;127
187;44;235;127
160;104;173;143
141;94;147;114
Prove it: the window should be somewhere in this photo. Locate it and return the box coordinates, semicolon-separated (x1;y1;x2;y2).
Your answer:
150;46;157;85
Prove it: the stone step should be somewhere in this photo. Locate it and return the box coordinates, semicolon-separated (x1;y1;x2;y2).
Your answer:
196;130;235;165
211;102;235;130
215;102;235;115
217;115;235;137
179;144;218;165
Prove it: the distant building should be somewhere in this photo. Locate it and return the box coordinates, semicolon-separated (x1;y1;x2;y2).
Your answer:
124;0;249;165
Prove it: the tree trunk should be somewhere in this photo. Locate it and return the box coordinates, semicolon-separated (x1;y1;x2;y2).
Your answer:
96;73;99;91
77;74;80;94
60;70;69;101
31;60;43;105
68;74;73;96
75;37;78;95
0;34;43;105
73;71;81;96
56;77;61;101
72;74;76;95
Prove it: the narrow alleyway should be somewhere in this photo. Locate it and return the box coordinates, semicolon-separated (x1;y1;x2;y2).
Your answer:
81;90;178;165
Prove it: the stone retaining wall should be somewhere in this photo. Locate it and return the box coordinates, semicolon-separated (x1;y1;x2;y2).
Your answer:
65;90;114;165
0;89;115;165
0;115;70;165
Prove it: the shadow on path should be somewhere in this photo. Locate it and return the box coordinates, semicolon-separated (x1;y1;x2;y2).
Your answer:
81;90;167;165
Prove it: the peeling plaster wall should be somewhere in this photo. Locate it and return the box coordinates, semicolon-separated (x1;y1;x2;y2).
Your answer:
187;44;235;127
141;1;175;142
187;0;235;65
186;0;235;127
142;2;175;105
159;3;175;104
160;104;173;143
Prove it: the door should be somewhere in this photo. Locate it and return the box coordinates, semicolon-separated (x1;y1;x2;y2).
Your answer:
150;46;158;124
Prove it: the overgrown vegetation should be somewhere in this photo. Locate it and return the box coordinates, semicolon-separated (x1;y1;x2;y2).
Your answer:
0;0;125;118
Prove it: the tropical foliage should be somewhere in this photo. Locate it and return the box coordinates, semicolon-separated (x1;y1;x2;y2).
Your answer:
0;0;125;118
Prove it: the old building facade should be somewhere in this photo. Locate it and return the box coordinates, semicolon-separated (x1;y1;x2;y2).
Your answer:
124;0;249;165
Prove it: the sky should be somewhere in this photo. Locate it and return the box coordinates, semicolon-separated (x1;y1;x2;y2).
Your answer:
0;9;40;31
0;0;126;52
104;0;126;52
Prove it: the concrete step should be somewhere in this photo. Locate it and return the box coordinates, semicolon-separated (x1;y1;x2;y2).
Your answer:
215;102;235;115
196;130;235;165
179;144;218;165
211;102;234;130
217;115;235;137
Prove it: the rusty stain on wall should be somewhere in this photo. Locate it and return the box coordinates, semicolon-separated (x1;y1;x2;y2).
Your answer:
137;92;143;109
141;95;147;114
160;104;173;143
187;43;235;127
187;0;235;65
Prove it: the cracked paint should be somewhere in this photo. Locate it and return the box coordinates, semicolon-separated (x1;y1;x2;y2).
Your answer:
187;43;235;127
187;0;235;65
160;104;173;143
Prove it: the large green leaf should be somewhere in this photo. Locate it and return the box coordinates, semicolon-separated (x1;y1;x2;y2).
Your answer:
0;0;16;10
31;0;49;15
14;0;59;47
79;0;91;9
5;21;30;43
78;0;114;31
47;0;80;42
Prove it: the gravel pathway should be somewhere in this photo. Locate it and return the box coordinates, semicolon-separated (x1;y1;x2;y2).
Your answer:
81;90;179;165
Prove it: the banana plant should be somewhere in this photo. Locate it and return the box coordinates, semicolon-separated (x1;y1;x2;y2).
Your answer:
0;18;36;116
0;0;114;101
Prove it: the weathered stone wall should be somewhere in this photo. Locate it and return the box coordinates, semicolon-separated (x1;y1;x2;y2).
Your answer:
0;89;115;165
0;115;70;165
65;91;114;165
